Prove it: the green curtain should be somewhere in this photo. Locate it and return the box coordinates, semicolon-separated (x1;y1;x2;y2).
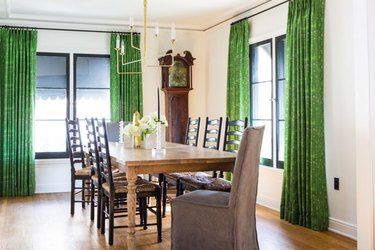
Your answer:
110;33;143;122
225;20;250;180
0;28;37;196
280;0;328;230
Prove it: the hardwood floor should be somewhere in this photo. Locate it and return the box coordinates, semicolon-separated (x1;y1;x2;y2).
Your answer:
0;193;356;250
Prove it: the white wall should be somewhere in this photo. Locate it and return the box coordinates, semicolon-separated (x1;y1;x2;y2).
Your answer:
354;0;375;248
28;24;206;193
325;0;357;238
205;0;358;239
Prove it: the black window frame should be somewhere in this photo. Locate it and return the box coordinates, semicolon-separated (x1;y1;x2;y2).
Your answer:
275;34;286;169
35;52;70;159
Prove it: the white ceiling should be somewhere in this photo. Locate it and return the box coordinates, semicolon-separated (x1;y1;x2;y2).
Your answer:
0;0;270;30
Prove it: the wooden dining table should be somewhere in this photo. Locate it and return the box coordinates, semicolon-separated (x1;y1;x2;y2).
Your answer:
108;142;236;250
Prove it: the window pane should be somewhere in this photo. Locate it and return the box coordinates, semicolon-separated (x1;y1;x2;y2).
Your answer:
277;80;286;120
35;120;66;152
252;82;272;120
276;37;286;79
76;89;110;119
37;56;67;88
76;57;110;88
278;120;285;164
253;120;272;163
251;42;272;83
35;89;67;120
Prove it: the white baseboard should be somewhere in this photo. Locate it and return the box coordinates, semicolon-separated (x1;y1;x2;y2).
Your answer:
35;183;70;193
328;217;357;240
257;195;280;211
257;195;357;240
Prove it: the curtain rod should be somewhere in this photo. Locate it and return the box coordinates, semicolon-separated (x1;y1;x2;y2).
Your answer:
0;25;140;35
231;0;290;26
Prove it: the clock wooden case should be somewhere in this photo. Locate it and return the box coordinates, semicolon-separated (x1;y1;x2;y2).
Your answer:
159;50;195;144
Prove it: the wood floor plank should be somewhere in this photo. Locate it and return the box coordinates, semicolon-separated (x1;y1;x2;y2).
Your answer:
0;193;356;250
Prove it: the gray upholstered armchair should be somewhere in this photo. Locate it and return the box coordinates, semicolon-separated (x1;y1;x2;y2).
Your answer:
171;126;265;250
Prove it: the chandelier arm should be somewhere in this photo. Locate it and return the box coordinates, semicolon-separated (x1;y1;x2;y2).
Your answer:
116;49;142;74
143;0;148;61
130;30;141;51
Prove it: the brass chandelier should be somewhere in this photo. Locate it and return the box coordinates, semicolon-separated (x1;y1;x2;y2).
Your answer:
114;0;176;74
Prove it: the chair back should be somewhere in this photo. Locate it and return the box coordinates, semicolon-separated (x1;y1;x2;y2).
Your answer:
106;122;119;142
185;117;201;147
66;118;86;172
229;126;264;248
202;117;222;150
223;117;248;153
96;118;115;194
86;118;101;184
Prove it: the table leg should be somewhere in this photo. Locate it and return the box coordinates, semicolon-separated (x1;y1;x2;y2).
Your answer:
127;168;137;250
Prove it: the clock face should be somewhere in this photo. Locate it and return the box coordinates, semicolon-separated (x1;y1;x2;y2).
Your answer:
168;60;188;87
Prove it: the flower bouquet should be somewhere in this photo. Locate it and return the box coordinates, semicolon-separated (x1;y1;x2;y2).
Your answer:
123;112;168;149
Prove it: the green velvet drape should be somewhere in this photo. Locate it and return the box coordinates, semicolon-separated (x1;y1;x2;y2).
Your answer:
0;28;37;196
110;33;143;122
225;20;250;180
280;0;328;230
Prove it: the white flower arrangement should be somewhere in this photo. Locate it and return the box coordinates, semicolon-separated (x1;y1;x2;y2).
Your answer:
123;112;168;137
123;124;141;137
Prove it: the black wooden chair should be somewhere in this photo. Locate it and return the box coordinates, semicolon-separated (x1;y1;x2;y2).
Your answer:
179;117;248;194
66;118;93;216
202;117;223;150
86;118;127;228
96;118;162;245
160;117;202;217
185;117;201;146
223;117;248;153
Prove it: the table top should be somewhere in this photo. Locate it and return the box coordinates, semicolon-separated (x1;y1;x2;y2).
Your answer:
109;142;237;174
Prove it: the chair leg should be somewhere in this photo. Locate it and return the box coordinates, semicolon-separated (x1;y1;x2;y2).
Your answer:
100;195;106;235
97;188;101;229
162;179;168;217
143;198;148;230
108;197;114;245
82;180;86;209
178;181;184;196
90;182;95;221
156;188;162;242
176;179;181;196
139;198;144;227
71;176;75;216
158;173;164;188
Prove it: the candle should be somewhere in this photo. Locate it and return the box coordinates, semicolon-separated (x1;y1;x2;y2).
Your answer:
121;40;124;55
157;88;160;121
116;34;120;49
155;24;159;37
171;23;176;40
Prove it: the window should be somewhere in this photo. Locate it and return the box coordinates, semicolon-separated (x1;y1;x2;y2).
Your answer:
35;53;110;159
35;53;69;159
74;54;110;145
250;35;286;169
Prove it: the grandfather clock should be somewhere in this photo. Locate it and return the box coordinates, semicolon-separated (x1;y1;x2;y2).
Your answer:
159;50;195;144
